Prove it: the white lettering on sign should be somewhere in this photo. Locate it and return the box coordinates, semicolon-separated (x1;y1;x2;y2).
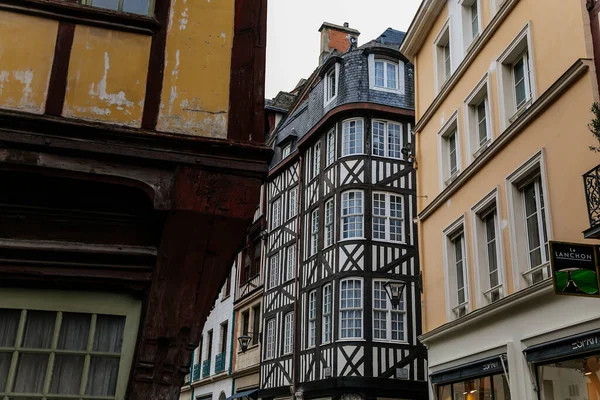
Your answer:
482;362;499;371
572;335;599;350
555;250;593;261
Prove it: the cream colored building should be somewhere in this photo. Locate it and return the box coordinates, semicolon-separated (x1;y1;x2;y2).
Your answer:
401;0;600;398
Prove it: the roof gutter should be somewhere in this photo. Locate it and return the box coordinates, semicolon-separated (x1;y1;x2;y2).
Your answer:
399;0;445;60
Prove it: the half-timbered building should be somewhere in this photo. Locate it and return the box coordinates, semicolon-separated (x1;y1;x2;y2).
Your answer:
260;23;427;400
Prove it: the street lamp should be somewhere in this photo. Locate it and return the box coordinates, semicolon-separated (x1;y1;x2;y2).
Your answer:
401;142;415;162
238;334;252;353
383;281;407;308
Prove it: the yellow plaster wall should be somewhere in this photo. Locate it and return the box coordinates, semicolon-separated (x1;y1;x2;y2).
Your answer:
157;0;235;138
62;26;151;127
420;74;598;332
0;12;57;114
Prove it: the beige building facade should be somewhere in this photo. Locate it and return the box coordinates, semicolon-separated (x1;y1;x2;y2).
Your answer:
401;0;600;398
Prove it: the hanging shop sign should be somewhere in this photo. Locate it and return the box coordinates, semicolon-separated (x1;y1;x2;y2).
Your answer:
549;241;600;297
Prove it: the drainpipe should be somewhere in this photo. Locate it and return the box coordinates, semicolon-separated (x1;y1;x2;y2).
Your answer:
229;308;236;396
190;350;195;400
291;153;304;398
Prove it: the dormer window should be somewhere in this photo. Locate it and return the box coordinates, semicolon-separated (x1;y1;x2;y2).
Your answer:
282;144;291;158
324;64;340;105
368;54;405;93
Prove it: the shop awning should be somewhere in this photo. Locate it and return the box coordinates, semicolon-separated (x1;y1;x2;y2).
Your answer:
525;328;600;363
225;389;259;400
430;354;507;385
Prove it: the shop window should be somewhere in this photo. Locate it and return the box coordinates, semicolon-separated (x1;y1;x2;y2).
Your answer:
537;355;600;400
437;373;510;400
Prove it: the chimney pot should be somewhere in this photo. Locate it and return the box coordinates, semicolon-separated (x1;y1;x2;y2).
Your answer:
343;22;349;27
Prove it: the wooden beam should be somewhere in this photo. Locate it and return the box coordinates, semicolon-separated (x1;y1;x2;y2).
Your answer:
45;21;75;116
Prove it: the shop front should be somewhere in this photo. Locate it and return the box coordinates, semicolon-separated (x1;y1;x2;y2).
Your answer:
525;328;600;400
432;355;511;400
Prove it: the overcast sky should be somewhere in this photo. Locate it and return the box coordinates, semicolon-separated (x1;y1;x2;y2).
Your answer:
265;0;422;98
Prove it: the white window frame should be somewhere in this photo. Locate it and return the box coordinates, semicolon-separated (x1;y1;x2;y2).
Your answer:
433;18;451;92
282;144;291;159
322;283;333;344
324;63;340;106
371;120;403;159
372;192;404;243
0;288;141;400
286;245;296;282
442;216;469;320
497;23;536;131
311;208;319;256
506;150;553;290
372;280;407;343
437;111;461;188
308;290;317;347
265;318;276;360
324;198;335;248
312;141;321;179
339;278;363;340
459;0;482;50
271;198;281;229
326;127;336;167
282;312;293;355
368;54;405;94
341;190;364;240
464;74;493;162
471;188;506;306
288;186;298;220
341;118;364;157
269;254;279;289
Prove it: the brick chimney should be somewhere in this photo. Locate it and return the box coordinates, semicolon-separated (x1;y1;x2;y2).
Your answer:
318;22;360;65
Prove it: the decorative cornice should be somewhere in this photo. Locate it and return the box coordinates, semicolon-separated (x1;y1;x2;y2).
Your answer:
412;0;520;133
419;280;554;344
418;59;590;221
399;0;446;60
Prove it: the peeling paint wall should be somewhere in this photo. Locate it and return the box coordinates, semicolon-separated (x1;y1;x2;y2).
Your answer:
0;13;57;114
157;0;235;138
63;26;151;127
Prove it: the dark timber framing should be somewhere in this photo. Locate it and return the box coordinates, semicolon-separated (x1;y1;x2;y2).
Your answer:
45;22;76;116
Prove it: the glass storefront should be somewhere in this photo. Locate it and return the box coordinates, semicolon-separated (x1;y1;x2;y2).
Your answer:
436;373;511;400
537;354;600;400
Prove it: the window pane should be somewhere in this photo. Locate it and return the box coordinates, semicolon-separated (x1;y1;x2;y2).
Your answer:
0;352;11;391
386;63;397;89
438;384;452;400
391;312;404;341
50;355;85;395
449;133;457;174
86;357;119;396
372;122;385;156
93;315;125;353
90;0;119;11
477;102;487;146
58;312;91;351
388;123;402;158
14;353;49;393
444;44;451;79
492;373;511;400
23;311;55;349
471;1;479;37
122;0;150;14
375;61;385;87
514;58;527;107
0;309;20;347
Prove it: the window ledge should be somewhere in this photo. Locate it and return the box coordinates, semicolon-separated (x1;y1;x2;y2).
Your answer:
444;170;460;186
0;0;160;35
371;85;403;95
324;96;338;107
508;99;533;123
473;139;491;158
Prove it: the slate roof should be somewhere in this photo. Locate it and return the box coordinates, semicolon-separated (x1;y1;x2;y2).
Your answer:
269;28;414;169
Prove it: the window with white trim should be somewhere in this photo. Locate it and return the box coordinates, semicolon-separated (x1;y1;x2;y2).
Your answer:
269;255;279;289
271;198;281;229
461;0;480;49
288;186;298;219
324;198;334;247
265;319;275;359
311;209;319;256
341;190;364;239
472;190;504;305
282;144;291;159
465;76;492;159
312;142;321;179
498;25;535;129
375;60;398;89
342;119;364;156
286;245;295;282
324;64;339;105
438;113;461;187
434;21;451;90
322;284;332;343
340;279;362;339
453;233;468;317
0;289;140;400
443;218;469;320
326;128;336;166
373;280;406;341
373;192;404;242
308;290;316;347
507;151;551;288
283;312;293;355
372;120;402;159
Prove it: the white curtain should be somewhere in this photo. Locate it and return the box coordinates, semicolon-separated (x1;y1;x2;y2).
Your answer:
86;357;119;396
50;355;84;395
0;309;20;346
